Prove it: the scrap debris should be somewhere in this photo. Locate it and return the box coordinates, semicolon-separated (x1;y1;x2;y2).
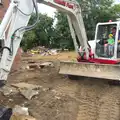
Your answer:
0;86;18;96
26;61;54;70
39;62;54;68
13;105;29;116
0;105;36;120
11;105;36;120
26;64;39;70
0;82;49;100
27;46;59;56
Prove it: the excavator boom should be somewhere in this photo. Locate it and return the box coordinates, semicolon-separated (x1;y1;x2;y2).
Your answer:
0;0;120;85
0;0;90;83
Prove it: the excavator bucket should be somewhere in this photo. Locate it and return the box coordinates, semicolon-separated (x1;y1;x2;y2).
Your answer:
59;61;120;80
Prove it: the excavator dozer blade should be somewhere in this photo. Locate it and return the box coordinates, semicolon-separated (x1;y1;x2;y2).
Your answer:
59;61;120;81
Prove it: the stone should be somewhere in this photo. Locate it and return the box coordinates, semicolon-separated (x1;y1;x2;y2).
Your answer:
19;89;39;100
0;86;18;96
10;114;36;120
11;83;40;90
13;105;29;116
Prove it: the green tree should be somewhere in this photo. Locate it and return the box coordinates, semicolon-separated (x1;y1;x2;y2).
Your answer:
53;0;120;50
21;13;55;50
34;13;54;47
110;4;120;18
21;31;36;51
54;0;120;43
21;1;120;51
54;12;74;50
78;0;118;39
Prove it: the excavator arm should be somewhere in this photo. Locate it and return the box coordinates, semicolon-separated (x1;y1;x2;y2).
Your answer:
40;0;89;54
0;0;89;85
0;0;38;85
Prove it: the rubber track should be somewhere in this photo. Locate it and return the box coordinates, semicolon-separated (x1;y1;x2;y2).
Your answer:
98;92;120;120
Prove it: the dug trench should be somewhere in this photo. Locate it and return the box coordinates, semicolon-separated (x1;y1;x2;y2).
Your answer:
0;53;120;120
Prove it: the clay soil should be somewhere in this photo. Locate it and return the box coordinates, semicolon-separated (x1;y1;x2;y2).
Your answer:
0;52;120;120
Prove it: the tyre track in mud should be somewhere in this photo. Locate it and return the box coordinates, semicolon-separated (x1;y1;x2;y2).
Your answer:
54;77;120;120
6;59;120;120
77;98;98;120
76;81;120;120
97;88;120;120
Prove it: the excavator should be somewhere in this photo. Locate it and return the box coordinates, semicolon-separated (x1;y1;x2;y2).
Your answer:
0;0;120;86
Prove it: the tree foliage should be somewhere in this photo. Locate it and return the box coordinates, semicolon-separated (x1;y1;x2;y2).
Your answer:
21;1;120;51
21;13;55;51
78;0;119;39
53;12;74;50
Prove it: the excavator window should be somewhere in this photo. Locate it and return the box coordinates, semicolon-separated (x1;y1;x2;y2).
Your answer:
95;24;117;58
117;30;120;58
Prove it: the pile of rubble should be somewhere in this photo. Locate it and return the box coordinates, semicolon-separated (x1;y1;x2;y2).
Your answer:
28;46;59;56
0;61;55;120
0;82;40;120
0;80;62;120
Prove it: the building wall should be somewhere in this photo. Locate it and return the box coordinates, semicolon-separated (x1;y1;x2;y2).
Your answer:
0;0;10;20
0;0;22;72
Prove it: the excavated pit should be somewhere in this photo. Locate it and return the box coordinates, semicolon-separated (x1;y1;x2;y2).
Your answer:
0;52;120;120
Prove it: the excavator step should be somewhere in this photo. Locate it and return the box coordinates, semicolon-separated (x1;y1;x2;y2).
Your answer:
59;61;120;81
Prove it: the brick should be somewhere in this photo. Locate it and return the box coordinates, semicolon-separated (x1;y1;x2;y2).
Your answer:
0;0;10;20
0;1;22;72
11;48;22;72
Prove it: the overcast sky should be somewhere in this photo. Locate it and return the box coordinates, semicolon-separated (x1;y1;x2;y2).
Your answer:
115;0;120;4
38;0;120;18
38;4;56;18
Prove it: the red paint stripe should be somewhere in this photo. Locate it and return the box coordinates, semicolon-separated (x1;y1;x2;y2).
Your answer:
77;57;119;64
54;0;74;9
89;58;118;64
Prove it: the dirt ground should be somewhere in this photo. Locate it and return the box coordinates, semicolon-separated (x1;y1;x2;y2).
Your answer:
1;52;120;120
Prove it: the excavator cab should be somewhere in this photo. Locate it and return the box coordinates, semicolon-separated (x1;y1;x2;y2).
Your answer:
95;22;120;60
59;21;120;81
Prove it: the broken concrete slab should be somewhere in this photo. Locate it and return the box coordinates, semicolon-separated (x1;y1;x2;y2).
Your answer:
13;105;29;115
11;83;40;90
39;62;54;68
12;83;40;100
19;89;39;100
0;86;18;96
